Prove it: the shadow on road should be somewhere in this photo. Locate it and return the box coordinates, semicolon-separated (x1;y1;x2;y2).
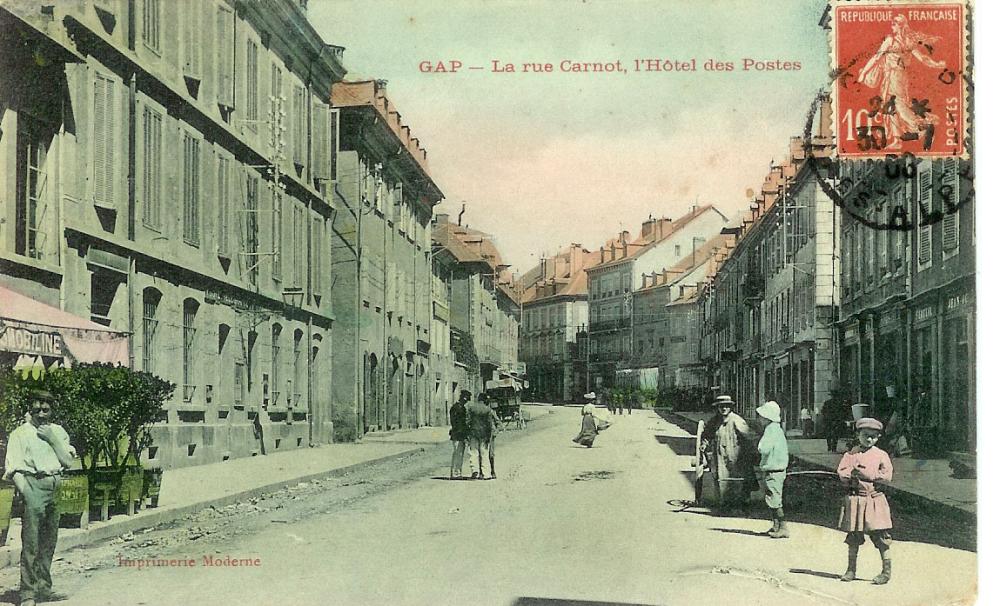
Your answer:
709;527;770;537
653;434;695;457
789;568;844;580
512;598;657;606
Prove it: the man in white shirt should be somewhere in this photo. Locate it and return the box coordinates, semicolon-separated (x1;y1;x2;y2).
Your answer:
4;389;76;606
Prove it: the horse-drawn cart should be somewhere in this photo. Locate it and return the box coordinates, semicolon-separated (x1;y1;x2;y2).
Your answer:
485;377;525;429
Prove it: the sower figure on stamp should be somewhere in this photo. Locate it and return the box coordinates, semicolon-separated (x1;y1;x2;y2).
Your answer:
5;389;76;606
837;418;895;585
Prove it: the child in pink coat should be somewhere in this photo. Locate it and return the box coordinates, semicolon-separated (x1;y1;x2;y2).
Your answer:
836;417;894;585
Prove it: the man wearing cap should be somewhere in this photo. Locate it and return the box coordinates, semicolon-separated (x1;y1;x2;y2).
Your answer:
4;389;76;606
755;400;790;539
702;395;755;508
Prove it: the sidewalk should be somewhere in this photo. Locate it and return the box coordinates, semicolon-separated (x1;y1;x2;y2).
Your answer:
660;410;977;519
0;429;448;569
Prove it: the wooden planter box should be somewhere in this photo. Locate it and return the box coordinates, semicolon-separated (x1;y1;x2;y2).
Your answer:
56;471;89;529
0;481;15;547
90;467;145;521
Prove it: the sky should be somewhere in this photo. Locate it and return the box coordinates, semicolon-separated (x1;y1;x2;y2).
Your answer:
309;0;831;274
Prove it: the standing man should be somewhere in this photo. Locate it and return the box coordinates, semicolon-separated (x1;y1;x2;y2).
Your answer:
800;405;814;438
484;397;501;480
449;390;472;479
466;394;493;479
5;389;76;606
702;395;755;508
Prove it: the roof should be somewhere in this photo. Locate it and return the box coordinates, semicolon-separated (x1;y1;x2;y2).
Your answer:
636;233;732;293
588;205;728;271
432;221;515;288
520;246;600;305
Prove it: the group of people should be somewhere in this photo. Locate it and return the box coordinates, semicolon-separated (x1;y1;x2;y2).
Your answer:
703;394;896;585
448;390;500;480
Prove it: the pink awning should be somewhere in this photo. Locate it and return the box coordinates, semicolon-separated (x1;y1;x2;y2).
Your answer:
0;285;129;366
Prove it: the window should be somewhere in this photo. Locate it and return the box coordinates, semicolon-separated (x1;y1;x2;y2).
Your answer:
917;164;933;266
942;157;959;253
182;133;200;245
93;73;116;208
217;157;231;256
142;0;160;53
311;216;323;295
183;299;200;401
293;330;303;407
270;63;284;149
272;190;283;280
243;174;259;284
245;40;259;131
183;4;201;78
234;360;245;407
142;288;161;373
141;106;162;229
292;85;306;167
312;102;331;182
216;7;234;109
292;206;305;287
14;115;49;260
271;324;282;407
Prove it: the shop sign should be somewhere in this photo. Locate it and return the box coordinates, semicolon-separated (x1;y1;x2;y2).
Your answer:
947;293;970;312
0;326;64;357
915;306;934;322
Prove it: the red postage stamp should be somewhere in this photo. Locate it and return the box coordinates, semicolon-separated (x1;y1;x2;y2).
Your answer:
832;0;967;158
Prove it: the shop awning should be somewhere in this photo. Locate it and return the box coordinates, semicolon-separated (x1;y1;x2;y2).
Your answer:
0;285;128;366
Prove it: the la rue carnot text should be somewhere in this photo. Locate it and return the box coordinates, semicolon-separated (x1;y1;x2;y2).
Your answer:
418;58;802;74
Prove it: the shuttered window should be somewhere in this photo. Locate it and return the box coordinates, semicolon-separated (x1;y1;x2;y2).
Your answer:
272;190;283;280
246;40;259;131
216;6;234;108
311;216;322;295
292;86;306;167
217;156;231;256
311;103;330;181
142;288;160;373
183;5;201;77
182;299;199;402
183;133;200;246
141;106;162;229
244;174;259;285
93;74;115;208
917;165;932;265
142;0;160;53
292;206;304;287
942;157;959;252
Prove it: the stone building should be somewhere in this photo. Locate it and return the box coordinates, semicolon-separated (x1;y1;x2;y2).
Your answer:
0;0;350;467
331;80;443;436
699;98;838;427
837;155;975;454
518;244;598;402
585;205;728;389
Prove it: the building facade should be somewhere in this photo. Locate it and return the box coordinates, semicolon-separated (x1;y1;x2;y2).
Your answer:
586;206;728;389
331;80;442;436
0;0;354;468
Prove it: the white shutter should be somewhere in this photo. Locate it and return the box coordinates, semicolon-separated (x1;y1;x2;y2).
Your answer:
311;102;330;181
917;164;932;264
93;74;115;208
217;156;230;256
216;7;234;107
183;6;201;78
272;190;283;279
942;157;959;251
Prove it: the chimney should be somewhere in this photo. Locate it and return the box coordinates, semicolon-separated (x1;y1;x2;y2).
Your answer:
569;243;583;274
554;255;569;278
641;274;649;289
620;230;630;244
433;213;449;225
540;257;549;280
600;246;607;263
641;216;656;239
657;218;672;240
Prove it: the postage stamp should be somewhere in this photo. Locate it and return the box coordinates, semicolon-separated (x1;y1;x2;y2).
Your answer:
831;0;968;158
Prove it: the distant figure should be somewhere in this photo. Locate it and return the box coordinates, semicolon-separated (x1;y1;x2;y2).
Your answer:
466;394;494;479
573;403;600;448
484;397;501;479
836;418;894;585
756;400;789;539
5;389;76;606
449;390;471;479
822;390;850;452
703;395;755;508
800;406;814;438
626;390;634;415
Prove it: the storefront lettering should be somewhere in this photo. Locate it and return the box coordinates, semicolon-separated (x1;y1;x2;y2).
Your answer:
947;293;969;311
915;307;934;322
0;327;63;356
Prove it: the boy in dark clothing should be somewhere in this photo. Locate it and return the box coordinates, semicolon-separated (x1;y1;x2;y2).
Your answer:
449;390;471;479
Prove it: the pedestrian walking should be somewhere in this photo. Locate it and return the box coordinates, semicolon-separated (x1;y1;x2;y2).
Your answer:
822;391;848;452
449;390;472;479
5;389;76;606
466;394;493;479
702;395;755;508
616;391;624;415
755;400;789;539
484;397;501;480
837;417;894;585
800;406;814;438
626;389;634;415
572;402;600;447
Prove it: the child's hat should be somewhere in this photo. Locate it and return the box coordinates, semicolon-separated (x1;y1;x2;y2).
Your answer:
856;417;884;432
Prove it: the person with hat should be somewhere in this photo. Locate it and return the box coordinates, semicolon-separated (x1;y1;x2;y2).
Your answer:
702;395;755;508
755;400;790;538
449;390;472;479
572;401;600;448
836;417;895;585
4;389;76;606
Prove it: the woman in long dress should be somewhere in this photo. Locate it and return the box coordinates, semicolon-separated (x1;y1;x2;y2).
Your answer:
857;15;947;149
573;403;599;448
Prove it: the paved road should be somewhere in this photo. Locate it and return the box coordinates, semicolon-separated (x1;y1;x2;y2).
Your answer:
2;407;977;605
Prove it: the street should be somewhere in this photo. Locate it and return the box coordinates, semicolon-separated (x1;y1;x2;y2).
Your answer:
0;407;976;606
